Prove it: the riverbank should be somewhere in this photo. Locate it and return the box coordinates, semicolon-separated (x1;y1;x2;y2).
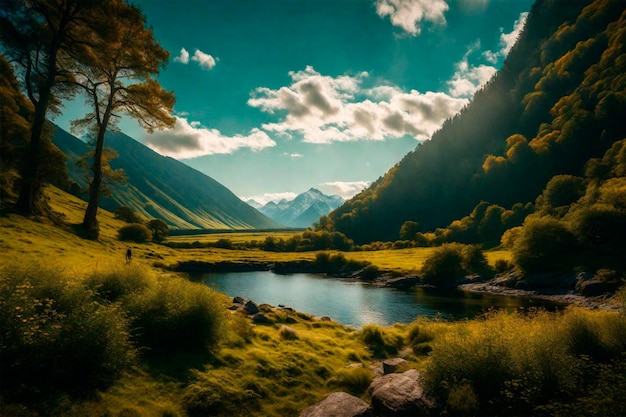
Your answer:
172;259;623;313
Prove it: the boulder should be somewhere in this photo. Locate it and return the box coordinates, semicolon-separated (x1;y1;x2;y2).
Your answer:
244;300;260;314
382;358;408;375
252;313;272;325
233;296;246;304
384;276;421;288
299;392;372;417
368;369;433;416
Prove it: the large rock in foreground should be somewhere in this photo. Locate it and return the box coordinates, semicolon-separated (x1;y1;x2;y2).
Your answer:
368;369;433;416
299;392;372;417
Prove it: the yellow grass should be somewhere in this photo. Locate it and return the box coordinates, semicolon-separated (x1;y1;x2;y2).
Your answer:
0;186;513;275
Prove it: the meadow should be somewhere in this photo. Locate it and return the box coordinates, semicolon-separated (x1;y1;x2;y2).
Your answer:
1;186;625;416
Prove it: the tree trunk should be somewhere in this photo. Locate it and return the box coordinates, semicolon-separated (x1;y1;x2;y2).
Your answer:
82;130;105;239
82;106;112;239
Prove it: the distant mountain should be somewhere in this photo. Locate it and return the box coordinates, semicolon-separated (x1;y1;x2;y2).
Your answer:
53;126;282;230
245;199;263;209
256;188;344;227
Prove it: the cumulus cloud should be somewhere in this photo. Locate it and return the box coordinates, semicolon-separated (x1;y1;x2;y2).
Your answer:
500;12;528;55
191;49;217;70
318;181;372;200
242;192;298;206
375;0;449;36
173;47;190;64
143;116;275;159
248;66;467;144
173;47;218;70
447;42;497;97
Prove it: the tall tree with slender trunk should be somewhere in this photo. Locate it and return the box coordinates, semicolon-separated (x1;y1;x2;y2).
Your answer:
70;0;175;239
0;0;102;214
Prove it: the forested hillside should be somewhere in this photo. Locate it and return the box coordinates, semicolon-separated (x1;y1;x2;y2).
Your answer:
329;0;625;245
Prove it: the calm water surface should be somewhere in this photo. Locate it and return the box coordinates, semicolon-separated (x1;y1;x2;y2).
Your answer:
196;271;558;328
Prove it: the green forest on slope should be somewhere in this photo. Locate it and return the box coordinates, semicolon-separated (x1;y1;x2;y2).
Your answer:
329;0;626;255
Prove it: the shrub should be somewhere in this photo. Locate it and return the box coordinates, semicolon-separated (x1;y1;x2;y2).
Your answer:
118;223;152;243
512;216;579;274
360;264;381;280
125;276;226;354
115;206;143;223
84;265;151;303
494;258;513;273
0;264;136;400
407;323;435;356
420;243;465;285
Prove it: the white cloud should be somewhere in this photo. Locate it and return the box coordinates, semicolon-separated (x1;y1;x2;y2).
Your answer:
248;66;467;144
143;116;275;158
284;152;303;158
318;181;372;200
191;49;217;70
242;192;298;206
447;42;497;97
500;12;528;55
173;47;190;64
375;0;449;36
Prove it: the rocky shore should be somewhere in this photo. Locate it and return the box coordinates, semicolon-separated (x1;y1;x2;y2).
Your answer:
173;260;622;311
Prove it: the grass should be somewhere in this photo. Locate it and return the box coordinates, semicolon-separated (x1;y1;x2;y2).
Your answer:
2;186;624;416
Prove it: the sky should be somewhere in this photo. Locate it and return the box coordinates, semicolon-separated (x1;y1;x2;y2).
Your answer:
54;0;534;204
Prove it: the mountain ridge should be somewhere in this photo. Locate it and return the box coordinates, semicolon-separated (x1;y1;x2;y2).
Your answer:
253;188;344;227
53;126;282;230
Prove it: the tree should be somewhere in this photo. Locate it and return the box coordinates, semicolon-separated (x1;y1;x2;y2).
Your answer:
0;0;103;214
70;0;175;238
114;206;142;223
147;219;168;243
399;221;420;241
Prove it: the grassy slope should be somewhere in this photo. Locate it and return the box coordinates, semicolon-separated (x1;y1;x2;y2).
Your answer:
2;186;624;417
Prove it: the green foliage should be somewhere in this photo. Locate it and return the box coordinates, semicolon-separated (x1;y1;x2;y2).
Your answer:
312;252;369;273
421;243;490;285
124;276;226;354
328;0;626;250
147;219;169;242
115;205;143;223
512;216;579;273
399;220;420;240
84;265;151;303
0;264;136;401
118;223;152;243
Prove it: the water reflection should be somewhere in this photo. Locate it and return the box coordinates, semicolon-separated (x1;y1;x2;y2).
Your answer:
195;271;559;328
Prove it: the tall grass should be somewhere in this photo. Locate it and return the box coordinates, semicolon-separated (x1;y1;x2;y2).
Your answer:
0;264;136;401
423;308;626;416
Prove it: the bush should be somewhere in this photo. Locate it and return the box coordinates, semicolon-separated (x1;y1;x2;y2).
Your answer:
118;223;152;243
512;216;579;274
0;264;136;401
279;325;298;340
115;206;144;223
84;265;151;303
125;276;227;354
421;243;488;285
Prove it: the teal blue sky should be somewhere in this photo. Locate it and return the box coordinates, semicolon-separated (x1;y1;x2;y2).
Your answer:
55;0;534;204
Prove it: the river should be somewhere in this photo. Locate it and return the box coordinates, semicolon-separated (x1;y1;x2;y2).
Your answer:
196;271;558;328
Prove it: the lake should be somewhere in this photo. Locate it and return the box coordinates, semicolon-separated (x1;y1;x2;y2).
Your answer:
196;271;558;328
